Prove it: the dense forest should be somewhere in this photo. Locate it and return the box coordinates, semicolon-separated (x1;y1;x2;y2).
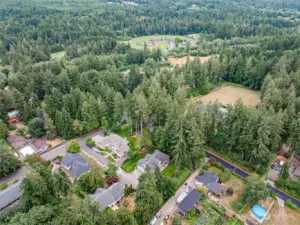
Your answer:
1;0;300;224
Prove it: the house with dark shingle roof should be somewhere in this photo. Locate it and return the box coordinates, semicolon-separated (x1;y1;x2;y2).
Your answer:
0;180;22;210
137;150;170;172
62;153;91;179
195;171;222;195
7;135;26;149
91;182;124;211
178;190;202;216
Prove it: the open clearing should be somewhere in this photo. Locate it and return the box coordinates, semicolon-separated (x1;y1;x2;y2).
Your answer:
189;85;260;107
265;203;300;225
125;35;191;50
50;51;66;60
168;55;214;67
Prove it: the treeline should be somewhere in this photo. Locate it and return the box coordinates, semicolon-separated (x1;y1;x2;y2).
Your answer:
1;0;300;71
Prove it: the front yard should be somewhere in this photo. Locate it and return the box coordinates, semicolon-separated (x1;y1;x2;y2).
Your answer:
121;147;155;172
162;163;191;187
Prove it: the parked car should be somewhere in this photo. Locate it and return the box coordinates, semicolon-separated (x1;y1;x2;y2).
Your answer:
185;186;192;193
183;182;188;188
156;211;162;218
149;217;157;225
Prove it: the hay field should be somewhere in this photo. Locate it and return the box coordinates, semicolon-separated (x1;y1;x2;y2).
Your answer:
168;55;214;67
190;85;261;107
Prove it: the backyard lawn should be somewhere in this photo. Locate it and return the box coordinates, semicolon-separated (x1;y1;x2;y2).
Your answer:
121;147;155;172
50;51;66;59
162;163;191;187
207;166;222;176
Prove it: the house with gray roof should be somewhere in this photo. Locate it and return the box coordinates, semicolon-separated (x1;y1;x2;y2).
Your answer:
62;153;91;179
91;182;124;211
93;134;129;158
178;189;202;216
0;180;22;210
195;171;222;195
137;150;170;172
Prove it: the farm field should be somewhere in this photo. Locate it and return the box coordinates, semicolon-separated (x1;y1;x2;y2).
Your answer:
50;51;66;60
125;35;191;50
189;84;260;107
168;55;214;67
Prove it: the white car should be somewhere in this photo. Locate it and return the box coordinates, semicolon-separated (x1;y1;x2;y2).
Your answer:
185;186;192;193
149;217;157;225
156;211;162;218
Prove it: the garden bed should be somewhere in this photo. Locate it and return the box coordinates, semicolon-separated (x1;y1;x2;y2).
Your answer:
121;147;155;172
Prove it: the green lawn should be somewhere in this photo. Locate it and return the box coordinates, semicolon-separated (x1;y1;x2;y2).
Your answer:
115;130;140;156
162;163;191;187
128;35;191;50
50;51;66;60
121;147;155;172
207;166;222;176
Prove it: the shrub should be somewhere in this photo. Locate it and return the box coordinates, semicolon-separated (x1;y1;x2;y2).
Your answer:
203;163;210;170
104;146;112;153
56;155;63;161
124;185;135;196
112;153;118;158
85;136;95;147
198;186;208;195
220;168;231;182
173;217;182;225
67;141;80;153
100;152;106;156
141;128;152;148
8;123;17;131
208;158;216;165
106;176;119;185
215;162;223;169
104;130;110;136
47;143;52;148
0;183;8;190
120;123;131;136
285;200;299;210
108;156;116;162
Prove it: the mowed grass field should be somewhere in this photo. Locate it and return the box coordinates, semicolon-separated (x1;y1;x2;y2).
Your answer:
188;84;261;107
50;51;66;60
124;35;191;50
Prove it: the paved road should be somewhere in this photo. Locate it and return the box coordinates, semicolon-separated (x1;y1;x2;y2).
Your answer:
0;166;28;185
205;149;300;207
154;168;201;225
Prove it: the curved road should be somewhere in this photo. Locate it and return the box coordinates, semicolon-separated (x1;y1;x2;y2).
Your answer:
205;150;300;207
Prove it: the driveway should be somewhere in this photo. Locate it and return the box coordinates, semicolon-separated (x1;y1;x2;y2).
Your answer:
117;168;140;189
0;166;28;185
154;168;201;225
41;142;68;161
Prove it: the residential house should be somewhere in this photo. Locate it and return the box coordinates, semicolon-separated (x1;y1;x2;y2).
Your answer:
137;150;170;172
0;180;22;210
62;153;91;179
91;182;124;211
178;189;202;216
33;139;49;152
93;134;129;158
7;135;26;149
195;171;222;195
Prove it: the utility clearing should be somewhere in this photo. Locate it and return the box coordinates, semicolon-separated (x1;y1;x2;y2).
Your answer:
189;85;260;107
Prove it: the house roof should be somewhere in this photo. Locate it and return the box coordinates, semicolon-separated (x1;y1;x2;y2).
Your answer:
33;140;47;151
91;182;124;211
137;150;170;170
196;172;219;187
0;180;22;209
7;135;26;149
294;166;300;177
62;153;91;179
19;145;35;157
95;134;129;156
207;181;222;195
178;190;202;216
